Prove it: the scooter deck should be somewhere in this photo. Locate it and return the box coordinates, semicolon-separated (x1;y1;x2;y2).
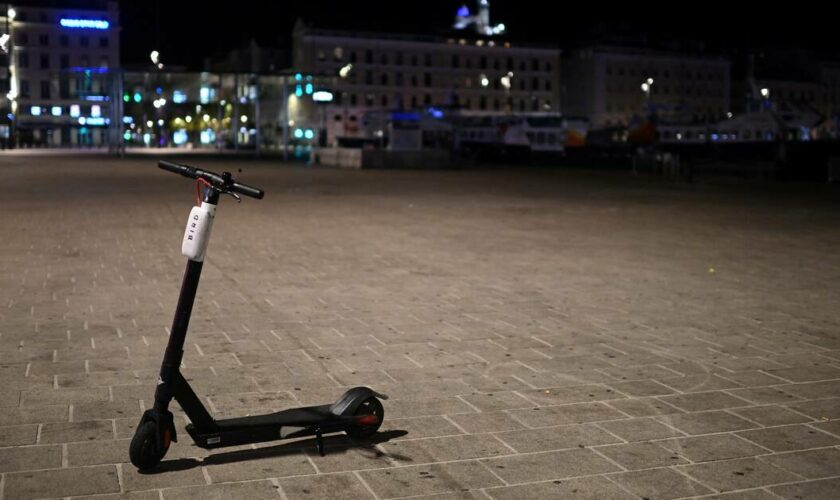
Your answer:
184;404;355;449
217;404;335;429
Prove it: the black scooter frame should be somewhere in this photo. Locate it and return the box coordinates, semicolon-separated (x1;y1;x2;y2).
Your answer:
132;169;386;469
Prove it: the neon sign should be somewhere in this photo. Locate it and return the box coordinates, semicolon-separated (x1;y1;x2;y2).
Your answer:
60;18;110;30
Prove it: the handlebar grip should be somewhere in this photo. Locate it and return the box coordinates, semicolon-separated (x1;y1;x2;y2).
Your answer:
158;160;196;178
231;182;264;199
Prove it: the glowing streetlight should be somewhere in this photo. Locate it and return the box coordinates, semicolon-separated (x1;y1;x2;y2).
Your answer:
339;63;353;79
500;71;513;90
641;78;654;112
150;50;160;64
7;8;16;20
480;74;489;87
760;88;770;98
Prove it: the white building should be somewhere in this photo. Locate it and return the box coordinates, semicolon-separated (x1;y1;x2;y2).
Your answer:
292;19;561;117
5;1;120;147
563;45;731;127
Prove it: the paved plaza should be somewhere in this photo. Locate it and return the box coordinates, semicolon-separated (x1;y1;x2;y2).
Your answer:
1;154;840;499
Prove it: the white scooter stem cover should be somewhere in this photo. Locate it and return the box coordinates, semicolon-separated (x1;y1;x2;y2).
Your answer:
182;202;216;262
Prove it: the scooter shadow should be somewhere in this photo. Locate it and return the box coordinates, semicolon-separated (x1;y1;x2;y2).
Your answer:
141;430;410;474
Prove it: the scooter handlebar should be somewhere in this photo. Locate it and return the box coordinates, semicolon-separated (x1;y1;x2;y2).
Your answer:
157;161;264;200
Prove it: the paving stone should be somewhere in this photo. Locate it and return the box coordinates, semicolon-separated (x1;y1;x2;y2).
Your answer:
20;387;110;407
809;419;840;437
659;411;757;435
761;447;840;479
482;448;620;483
4;465;120;499
161;480;282;499
506;402;626;428
68;438;133;466
121;461;208;491
203;445;317;482
378;434;511;464
71;492;161;500
605;397;684;417
598;417;684;442
494;423;621;453
0;405;69;425
0;423;39;446
40;419;115;443
358;461;504;497
778;380;840;400
458;391;534;411
730;405;812;427
385;397;478;418
769;477;840;500
0;444;62;472
678;457;800;491
657;374;743;392
596;441;689;469
485;476;636;499
658;391;752;412
726;387;803;405
786;398;840;420
767;365;840;383
608;379;677;397
736;424;840;452
694;490;776;500
380;415;465;440
608;467;713;499
447;410;526;433
658;434;769;463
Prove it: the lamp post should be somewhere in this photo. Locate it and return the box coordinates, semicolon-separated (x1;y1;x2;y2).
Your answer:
339;64;353;144
500;71;513;114
641;77;654;115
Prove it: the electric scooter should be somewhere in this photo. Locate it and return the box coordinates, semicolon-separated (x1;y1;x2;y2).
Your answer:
129;161;387;470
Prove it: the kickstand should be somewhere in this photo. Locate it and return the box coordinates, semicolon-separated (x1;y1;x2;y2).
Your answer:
315;428;325;457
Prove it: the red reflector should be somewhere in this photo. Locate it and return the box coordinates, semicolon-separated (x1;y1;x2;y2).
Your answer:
357;414;379;426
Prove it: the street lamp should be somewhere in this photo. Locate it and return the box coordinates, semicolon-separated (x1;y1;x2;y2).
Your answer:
641;78;654;113
150;50;163;69
500;72;513;113
339;63;353;79
339;64;355;142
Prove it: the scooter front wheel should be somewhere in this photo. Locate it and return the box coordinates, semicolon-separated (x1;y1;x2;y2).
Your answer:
129;421;170;469
346;397;384;438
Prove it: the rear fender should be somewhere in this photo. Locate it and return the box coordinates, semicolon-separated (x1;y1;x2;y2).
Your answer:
329;386;388;416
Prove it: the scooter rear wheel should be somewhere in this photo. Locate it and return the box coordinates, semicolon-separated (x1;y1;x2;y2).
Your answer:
129;421;169;470
346;397;384;438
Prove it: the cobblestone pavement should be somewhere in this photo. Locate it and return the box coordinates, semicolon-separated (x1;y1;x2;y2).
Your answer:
2;155;840;499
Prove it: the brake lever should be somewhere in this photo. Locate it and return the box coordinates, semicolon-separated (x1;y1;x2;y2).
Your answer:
223;190;242;203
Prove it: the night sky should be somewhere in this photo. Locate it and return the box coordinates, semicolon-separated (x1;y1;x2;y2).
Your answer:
14;1;840;68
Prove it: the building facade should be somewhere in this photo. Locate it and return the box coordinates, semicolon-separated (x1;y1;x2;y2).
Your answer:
292;20;561;115
5;1;120;147
562;46;731;127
